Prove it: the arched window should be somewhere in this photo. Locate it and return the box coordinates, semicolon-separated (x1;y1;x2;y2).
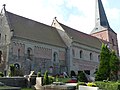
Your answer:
0;51;2;63
18;49;20;58
27;48;32;59
53;52;58;61
90;53;93;60
80;50;83;58
72;49;75;57
98;55;100;62
112;38;115;46
14;63;20;69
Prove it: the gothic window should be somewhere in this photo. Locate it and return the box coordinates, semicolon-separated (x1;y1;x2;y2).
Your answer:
0;51;2;63
5;35;7;42
112;38;115;46
72;49;75;57
90;53;93;60
80;50;83;58
27;48;32;59
53;52;58;61
18;49;20;58
0;33;1;41
98;55;100;62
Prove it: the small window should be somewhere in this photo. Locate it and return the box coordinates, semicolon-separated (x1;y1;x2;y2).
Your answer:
27;48;32;59
80;50;83;58
98;55;100;62
112;39;115;46
18;49;20;58
90;53;93;60
53;52;58;61
0;33;1;41
5;35;7;42
72;49;75;57
0;51;2;63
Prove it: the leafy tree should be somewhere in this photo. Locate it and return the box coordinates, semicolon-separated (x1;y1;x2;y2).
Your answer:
43;70;49;85
95;44;111;81
109;50;119;81
77;71;88;82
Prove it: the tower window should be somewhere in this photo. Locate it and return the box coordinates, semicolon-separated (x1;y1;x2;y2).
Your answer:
0;51;2;63
53;52;58;61
90;53;93;60
112;39;115;46
80;50;83;58
72;49;75;57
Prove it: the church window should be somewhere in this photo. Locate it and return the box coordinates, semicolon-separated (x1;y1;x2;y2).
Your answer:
0;51;2;63
27;48;32;60
5;35;7;42
112;39;115;46
72;49;75;57
18;49;20;58
90;53;93;60
80;50;83;58
98;55;100;62
0;33;1;41
53;52;58;61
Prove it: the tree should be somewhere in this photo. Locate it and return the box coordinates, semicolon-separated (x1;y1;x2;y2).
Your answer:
109;51;119;81
77;71;88;82
95;44;111;81
43;70;49;85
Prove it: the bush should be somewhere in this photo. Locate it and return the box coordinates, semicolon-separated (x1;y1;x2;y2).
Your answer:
0;72;4;77
76;82;86;89
43;71;49;85
95;81;120;90
87;82;96;87
77;71;88;82
37;72;41;77
70;70;76;77
48;76;55;84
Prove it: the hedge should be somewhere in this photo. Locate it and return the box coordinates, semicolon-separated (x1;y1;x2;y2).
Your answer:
95;81;120;90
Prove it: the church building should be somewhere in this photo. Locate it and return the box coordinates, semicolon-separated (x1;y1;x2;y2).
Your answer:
0;0;119;76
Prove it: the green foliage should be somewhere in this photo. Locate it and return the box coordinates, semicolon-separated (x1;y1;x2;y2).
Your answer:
95;81;120;90
76;82;86;89
77;71;88;82
10;64;15;76
37;72;41;77
70;70;76;77
48;76;55;84
43;70;49;85
0;72;4;77
109;51;119;81
95;44;111;81
87;82;97;87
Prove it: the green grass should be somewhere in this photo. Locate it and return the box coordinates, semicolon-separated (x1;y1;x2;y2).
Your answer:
21;88;32;90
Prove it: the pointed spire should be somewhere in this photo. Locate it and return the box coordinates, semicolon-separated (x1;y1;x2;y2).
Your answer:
91;0;110;34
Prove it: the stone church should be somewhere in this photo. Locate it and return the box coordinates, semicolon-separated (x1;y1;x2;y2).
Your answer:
0;0;119;76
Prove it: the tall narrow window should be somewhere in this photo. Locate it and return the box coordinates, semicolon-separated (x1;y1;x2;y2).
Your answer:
0;51;2;63
0;33;1;41
5;35;7;42
90;53;93;60
112;38;115;46
72;49;75;57
27;48;32;60
18;49;20;58
80;50;83;58
98;55;100;62
53;52;58;61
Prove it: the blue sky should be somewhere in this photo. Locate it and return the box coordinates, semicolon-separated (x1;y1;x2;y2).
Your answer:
0;0;120;54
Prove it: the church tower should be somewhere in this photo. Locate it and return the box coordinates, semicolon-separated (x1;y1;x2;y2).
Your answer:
91;0;119;56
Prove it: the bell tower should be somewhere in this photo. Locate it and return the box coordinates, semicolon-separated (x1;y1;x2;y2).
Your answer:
91;0;119;56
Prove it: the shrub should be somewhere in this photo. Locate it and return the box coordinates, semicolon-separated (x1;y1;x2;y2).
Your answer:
43;70;49;85
48;76;55;84
70;70;76;77
76;82;86;89
77;71;88;82
37;72;41;77
95;81;120;90
0;72;4;77
87;82;97;87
